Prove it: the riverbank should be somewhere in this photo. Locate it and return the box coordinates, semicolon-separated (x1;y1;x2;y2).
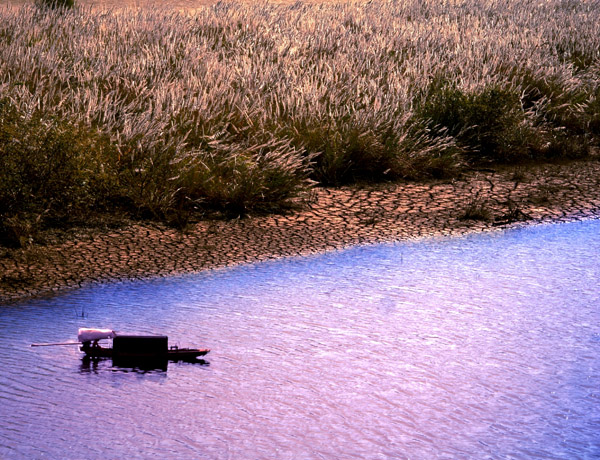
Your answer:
1;160;599;305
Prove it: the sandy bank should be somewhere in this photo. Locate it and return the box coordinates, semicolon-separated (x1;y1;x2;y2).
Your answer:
1;160;599;305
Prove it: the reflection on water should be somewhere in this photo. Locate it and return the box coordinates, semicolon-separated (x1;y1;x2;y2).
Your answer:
1;219;600;459
78;354;210;373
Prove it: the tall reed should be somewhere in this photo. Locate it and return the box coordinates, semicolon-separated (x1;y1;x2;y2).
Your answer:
1;0;599;244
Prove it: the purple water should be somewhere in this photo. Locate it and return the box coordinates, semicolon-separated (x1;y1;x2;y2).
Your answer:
1;219;599;459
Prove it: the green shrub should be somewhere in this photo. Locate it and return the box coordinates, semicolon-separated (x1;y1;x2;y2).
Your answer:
587;90;600;136
520;67;595;126
283;116;462;185
284;119;384;185
174;134;313;217
414;80;538;163
0;100;120;246
508;65;600;157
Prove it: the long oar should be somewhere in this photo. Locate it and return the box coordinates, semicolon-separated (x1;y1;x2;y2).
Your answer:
31;342;80;347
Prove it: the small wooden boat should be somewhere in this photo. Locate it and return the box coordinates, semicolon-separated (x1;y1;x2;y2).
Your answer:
78;328;210;363
80;342;210;361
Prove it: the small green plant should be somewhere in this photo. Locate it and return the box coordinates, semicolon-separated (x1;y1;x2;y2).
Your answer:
0;213;39;248
493;201;531;225
459;197;491;222
528;183;560;205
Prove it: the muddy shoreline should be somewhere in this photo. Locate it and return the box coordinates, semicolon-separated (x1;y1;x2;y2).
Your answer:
2;160;600;305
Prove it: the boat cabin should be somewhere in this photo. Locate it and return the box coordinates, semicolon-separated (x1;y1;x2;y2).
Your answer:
77;328;209;364
113;335;168;358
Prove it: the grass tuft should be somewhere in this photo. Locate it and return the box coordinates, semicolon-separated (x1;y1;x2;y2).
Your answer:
459;197;491;222
414;80;541;164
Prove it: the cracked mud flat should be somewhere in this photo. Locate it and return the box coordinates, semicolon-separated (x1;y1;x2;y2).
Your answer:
1;160;600;304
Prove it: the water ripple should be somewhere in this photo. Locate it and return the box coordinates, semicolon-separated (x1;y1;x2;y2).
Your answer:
1;220;600;459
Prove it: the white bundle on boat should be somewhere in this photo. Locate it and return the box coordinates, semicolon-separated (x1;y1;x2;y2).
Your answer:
78;328;115;342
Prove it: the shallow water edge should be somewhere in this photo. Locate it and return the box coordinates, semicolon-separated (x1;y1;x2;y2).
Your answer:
1;161;600;305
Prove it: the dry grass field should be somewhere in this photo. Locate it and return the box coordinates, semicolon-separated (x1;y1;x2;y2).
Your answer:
1;0;599;246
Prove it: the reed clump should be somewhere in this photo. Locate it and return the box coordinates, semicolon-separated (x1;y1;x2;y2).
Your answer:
35;0;75;9
1;0;599;245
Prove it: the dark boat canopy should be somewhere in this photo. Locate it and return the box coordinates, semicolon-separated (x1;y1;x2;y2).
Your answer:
113;335;168;356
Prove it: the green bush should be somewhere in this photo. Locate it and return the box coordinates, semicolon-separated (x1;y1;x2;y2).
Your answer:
282;116;462;185
0;100;120;246
174;134;313;217
150;109;315;221
285;120;384;185
414;80;539;163
509;65;600;158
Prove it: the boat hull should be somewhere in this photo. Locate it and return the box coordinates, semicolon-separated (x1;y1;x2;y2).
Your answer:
81;346;210;362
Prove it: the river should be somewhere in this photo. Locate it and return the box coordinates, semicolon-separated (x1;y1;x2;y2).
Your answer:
1;219;599;459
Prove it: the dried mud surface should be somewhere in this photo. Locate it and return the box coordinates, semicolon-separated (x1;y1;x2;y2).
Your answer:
2;160;600;305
